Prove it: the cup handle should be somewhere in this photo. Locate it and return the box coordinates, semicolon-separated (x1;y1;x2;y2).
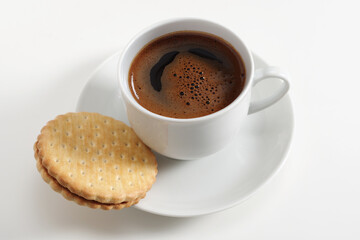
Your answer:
248;67;290;114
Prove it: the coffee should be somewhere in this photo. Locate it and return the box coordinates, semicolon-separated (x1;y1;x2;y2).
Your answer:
128;31;246;118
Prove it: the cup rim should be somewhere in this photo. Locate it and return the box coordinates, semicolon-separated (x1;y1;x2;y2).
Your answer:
118;17;254;123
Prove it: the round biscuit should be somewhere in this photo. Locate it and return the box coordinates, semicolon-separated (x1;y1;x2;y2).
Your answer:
35;112;157;204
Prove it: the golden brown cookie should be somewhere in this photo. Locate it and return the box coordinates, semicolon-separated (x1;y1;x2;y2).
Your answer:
34;112;157;209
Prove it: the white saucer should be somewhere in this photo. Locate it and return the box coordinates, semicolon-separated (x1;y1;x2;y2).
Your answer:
76;52;294;217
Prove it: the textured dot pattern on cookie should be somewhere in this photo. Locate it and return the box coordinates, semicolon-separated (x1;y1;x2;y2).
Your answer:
36;112;157;204
34;147;141;210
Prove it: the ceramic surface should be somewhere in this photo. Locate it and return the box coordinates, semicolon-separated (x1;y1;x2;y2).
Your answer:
76;52;294;217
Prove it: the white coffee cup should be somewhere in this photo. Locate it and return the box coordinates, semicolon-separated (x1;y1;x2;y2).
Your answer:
118;18;289;160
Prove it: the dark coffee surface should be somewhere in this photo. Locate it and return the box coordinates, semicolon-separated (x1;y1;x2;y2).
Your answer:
129;31;246;118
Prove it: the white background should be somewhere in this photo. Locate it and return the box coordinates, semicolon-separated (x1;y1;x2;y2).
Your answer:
1;0;359;239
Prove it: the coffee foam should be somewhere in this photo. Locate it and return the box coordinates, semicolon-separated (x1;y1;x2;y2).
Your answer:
161;52;240;114
129;31;245;118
